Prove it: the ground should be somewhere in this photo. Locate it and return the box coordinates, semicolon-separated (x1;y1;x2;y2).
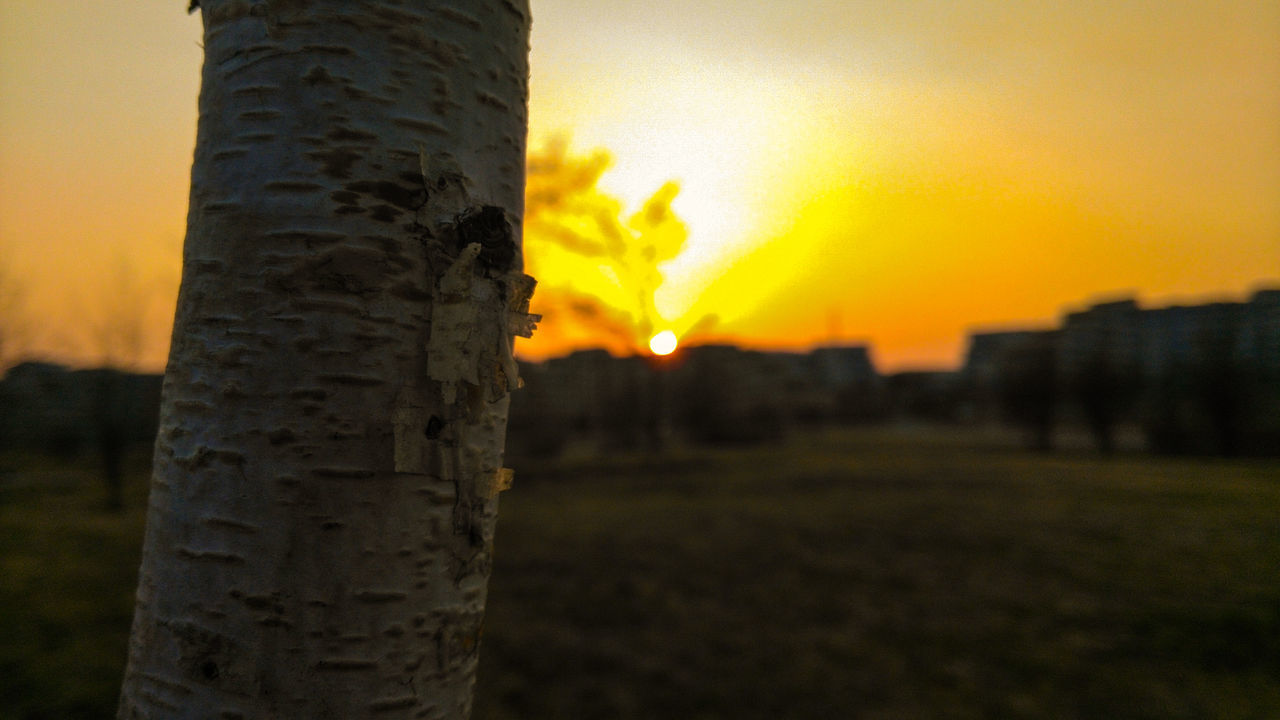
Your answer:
3;427;1279;719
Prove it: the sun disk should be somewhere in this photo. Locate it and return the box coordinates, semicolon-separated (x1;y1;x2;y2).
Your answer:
649;330;678;356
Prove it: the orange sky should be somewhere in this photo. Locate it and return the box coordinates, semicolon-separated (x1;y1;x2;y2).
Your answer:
1;1;1278;372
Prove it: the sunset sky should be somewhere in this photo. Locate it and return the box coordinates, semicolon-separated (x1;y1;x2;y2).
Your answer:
1;1;1277;371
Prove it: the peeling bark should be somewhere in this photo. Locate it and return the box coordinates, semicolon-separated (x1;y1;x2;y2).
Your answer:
119;2;532;718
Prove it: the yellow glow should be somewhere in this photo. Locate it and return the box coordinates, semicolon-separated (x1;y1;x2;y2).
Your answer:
528;52;845;330
2;3;1278;373
520;139;693;357
649;330;678;356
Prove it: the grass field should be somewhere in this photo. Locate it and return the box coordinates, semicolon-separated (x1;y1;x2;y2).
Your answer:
3;427;1279;719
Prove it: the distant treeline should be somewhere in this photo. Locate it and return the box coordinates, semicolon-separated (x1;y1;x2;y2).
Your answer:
0;362;162;509
508;290;1280;458
3;287;1277;464
0;362;161;457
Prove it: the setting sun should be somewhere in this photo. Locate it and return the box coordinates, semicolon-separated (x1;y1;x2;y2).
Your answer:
648;330;678;356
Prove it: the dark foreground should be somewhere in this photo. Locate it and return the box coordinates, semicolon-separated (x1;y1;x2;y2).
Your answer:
3;428;1279;719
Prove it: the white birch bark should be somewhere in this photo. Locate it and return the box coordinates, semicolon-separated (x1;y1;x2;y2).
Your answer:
119;2;533;717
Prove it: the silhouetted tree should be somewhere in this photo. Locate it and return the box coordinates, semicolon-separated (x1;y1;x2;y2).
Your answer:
83;260;154;513
0;261;27;373
996;333;1058;452
1141;368;1194;455
1066;350;1140;454
90;369;128;512
0;265;20;451
1188;325;1248;456
503;363;570;460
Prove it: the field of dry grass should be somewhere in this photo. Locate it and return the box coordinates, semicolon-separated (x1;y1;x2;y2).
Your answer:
478;428;1280;719
3;427;1279;719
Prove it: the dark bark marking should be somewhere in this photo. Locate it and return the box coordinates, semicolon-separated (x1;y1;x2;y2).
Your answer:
274;244;396;296
193;259;226;273
307;148;362;179
345;180;423;211
237;593;286;614
301;65;336;85
204;516;259;533
315;658;378;671
263;181;324;193
369;4;429;25
161;619;237;689
311;467;376;479
499;0;529;22
476;91;510;112
341;85;394;104
264;229;346;245
425;415;444;439
136;671;195;696
230;84;279;97
300;45;355;57
454;205;515;272
355;589;409;603
177;547;246;564
173;446;246;471
268;428;297;445
327;125;377;143
317;373;386;386
370;696;417;712
392;116;448;135
137;691;181;712
239;109;283;121
369;204;404;223
434;5;482;30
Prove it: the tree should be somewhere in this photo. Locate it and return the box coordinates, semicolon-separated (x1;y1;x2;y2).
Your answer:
118;2;534;718
87;259;156;513
1067;351;1139;455
0;258;28;373
522;139;692;355
1187;320;1247;456
995;332;1059;452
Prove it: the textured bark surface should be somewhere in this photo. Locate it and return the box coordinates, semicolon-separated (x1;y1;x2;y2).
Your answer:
119;2;532;717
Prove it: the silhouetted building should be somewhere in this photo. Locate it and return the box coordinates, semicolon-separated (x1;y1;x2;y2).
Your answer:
960;287;1280;455
807;346;877;388
0;362;162;455
962;330;1054;422
1239;289;1280;380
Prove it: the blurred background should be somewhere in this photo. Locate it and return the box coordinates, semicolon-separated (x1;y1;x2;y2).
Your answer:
2;1;1279;718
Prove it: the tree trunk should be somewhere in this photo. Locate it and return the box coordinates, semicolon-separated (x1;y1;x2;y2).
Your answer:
119;2;533;718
